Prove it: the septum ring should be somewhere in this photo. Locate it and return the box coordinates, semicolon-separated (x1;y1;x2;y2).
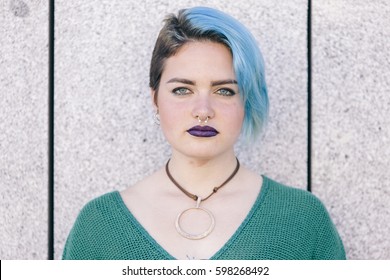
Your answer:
197;116;209;124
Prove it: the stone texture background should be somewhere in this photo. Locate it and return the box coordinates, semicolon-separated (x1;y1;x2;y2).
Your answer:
312;0;390;259
0;0;388;259
1;0;49;259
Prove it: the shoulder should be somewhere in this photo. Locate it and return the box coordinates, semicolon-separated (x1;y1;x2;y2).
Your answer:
76;191;121;220
66;191;124;238
62;191;126;259
260;176;346;259
260;176;338;231
262;176;327;213
66;191;126;244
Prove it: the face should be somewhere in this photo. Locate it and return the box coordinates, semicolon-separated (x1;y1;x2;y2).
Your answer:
153;41;244;160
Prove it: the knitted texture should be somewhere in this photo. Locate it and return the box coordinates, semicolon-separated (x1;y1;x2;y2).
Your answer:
62;176;346;260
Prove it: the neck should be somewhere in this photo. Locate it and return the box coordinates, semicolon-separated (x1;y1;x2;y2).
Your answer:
166;153;239;199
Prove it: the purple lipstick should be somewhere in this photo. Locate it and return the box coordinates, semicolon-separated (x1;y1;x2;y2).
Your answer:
187;126;219;138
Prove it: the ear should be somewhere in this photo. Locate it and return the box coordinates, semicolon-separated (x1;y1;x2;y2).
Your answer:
150;88;158;111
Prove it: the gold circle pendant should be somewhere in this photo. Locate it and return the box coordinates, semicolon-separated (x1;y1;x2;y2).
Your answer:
175;206;215;240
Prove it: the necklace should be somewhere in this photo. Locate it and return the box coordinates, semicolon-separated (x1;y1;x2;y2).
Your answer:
165;158;240;240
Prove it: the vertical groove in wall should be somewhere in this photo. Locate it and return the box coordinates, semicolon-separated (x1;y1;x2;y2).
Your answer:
48;0;55;260
307;0;312;192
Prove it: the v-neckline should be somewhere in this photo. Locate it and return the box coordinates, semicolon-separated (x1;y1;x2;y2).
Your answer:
114;175;270;260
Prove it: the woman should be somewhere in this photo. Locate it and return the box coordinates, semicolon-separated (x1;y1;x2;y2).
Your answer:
63;6;345;260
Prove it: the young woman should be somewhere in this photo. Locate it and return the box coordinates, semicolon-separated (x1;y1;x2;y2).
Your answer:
63;6;345;260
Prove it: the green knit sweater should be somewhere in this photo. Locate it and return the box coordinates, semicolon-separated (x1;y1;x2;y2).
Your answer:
62;176;346;260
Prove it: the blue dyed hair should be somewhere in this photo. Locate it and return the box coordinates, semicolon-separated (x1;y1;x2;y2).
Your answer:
150;6;269;141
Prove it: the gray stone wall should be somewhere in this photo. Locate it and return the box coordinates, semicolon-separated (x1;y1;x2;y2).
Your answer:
1;0;49;259
312;0;390;259
1;0;389;259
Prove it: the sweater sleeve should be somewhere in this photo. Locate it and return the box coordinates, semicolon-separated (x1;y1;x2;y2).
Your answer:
266;178;346;260
311;200;346;260
62;210;94;259
62;196;109;260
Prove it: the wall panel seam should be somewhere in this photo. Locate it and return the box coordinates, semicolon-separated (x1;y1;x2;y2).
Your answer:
48;0;55;260
307;0;312;193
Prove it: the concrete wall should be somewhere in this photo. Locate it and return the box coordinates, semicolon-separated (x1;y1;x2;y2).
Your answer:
312;0;390;259
1;0;389;259
1;0;49;259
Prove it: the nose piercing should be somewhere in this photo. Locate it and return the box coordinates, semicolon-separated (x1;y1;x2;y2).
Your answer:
197;116;209;124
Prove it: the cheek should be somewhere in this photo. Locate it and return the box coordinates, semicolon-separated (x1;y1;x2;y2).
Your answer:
236;102;245;121
158;101;187;130
235;111;245;134
227;102;245;128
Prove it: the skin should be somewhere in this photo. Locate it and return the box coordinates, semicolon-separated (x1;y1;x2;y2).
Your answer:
156;41;244;163
121;41;263;259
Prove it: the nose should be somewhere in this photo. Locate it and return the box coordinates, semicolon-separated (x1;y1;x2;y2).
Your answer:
191;94;215;122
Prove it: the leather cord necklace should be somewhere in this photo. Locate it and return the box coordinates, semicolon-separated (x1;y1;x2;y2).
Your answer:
165;158;240;239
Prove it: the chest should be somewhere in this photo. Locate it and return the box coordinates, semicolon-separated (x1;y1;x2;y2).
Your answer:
123;191;259;259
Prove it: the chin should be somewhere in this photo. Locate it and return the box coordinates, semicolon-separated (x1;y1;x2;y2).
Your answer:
177;145;234;161
167;134;238;158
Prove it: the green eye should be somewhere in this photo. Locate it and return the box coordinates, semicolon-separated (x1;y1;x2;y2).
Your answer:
172;87;191;95
216;88;236;96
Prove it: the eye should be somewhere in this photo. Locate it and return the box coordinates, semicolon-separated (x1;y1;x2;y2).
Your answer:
215;88;236;96
172;87;192;96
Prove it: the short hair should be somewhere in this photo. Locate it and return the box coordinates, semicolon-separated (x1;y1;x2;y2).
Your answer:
149;6;269;141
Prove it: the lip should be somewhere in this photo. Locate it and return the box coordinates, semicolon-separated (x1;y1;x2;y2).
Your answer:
187;125;219;138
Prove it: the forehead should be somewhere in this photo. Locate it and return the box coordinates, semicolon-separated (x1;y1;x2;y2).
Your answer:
161;41;235;81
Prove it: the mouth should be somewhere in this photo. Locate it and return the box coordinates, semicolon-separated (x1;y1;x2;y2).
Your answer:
187;126;219;138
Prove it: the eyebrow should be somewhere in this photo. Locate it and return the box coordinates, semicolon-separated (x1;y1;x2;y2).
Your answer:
211;79;238;86
167;78;195;85
167;78;238;86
